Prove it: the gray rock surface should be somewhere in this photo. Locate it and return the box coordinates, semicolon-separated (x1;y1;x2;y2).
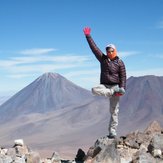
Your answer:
84;121;163;163
85;136;120;163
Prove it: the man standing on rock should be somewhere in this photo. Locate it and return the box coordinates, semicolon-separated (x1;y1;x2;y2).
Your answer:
83;27;126;138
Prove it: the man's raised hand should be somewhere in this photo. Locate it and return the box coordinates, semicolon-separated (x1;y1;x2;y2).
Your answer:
83;27;91;36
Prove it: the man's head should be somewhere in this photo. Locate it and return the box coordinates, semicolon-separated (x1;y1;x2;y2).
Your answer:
106;44;117;60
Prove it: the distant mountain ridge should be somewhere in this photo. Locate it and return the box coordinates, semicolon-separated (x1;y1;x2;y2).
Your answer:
119;75;163;134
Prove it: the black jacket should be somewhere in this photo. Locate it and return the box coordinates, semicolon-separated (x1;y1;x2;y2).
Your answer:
86;35;126;89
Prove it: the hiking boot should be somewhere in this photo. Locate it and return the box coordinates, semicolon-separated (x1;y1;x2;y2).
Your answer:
114;87;125;96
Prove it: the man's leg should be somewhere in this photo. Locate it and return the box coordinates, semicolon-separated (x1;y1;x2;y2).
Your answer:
92;84;114;97
108;95;120;137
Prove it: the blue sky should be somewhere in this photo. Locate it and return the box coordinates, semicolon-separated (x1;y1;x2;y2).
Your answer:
0;0;163;94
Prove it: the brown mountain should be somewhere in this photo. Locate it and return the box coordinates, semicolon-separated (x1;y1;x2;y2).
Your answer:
119;75;163;135
0;72;95;122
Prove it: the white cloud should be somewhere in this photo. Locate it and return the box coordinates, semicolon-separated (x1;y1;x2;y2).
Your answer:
2;63;79;75
8;63;83;74
0;51;93;78
19;48;56;55
118;51;140;58
0;60;19;67
1;55;91;66
65;69;100;78
7;74;32;79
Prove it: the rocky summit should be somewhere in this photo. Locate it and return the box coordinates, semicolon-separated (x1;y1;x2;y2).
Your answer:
83;121;163;163
1;121;163;163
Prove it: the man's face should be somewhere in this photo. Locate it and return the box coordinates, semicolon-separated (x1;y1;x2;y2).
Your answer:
106;48;117;60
